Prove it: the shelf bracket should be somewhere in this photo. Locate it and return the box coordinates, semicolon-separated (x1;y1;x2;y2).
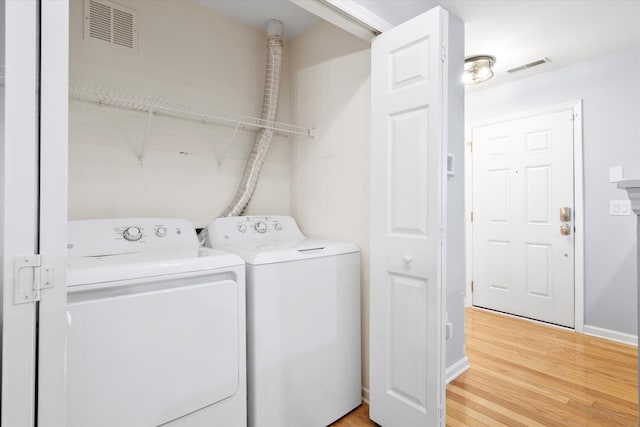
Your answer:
215;122;240;171
139;106;155;165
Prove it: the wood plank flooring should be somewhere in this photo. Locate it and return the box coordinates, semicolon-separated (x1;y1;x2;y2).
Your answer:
331;307;638;426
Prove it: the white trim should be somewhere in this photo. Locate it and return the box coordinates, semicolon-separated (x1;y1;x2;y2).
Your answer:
287;0;393;41
321;0;394;32
464;100;585;330
37;1;70;425
361;386;370;404
466;100;582;129
445;356;470;384
573;100;585;333
464;138;473;307
583;325;638;347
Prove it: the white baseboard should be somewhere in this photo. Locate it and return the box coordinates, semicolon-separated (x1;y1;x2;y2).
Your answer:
583;324;638;346
361;386;369;404
446;356;470;384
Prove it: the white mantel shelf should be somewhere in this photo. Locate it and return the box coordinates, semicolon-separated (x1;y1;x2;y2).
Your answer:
618;179;640;215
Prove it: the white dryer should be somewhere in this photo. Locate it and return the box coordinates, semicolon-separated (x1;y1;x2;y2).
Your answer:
66;218;246;427
205;215;361;427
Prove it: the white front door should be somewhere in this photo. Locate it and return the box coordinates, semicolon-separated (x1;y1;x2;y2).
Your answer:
370;6;449;426
2;1;69;425
472;108;575;327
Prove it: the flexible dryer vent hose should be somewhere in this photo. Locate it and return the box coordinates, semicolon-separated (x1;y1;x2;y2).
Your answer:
220;19;284;217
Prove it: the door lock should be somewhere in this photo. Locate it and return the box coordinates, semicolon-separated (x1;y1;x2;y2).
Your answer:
560;224;571;236
560;207;572;222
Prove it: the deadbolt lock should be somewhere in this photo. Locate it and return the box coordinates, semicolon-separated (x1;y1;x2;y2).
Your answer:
560;207;572;222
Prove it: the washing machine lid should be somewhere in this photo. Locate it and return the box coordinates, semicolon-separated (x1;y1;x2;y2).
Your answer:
67;247;244;286
217;237;359;265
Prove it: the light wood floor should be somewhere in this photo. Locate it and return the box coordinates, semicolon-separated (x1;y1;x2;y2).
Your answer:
332;307;638;426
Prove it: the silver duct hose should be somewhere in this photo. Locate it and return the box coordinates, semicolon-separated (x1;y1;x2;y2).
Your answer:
221;19;284;217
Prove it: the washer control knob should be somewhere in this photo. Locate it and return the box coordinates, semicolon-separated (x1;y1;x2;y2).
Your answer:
254;221;267;233
123;226;142;241
273;222;282;231
238;224;247;233
154;226;167;237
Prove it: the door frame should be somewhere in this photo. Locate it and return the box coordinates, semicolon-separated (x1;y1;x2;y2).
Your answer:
464;100;584;332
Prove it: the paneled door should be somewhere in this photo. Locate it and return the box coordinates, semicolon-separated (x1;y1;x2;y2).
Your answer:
2;1;69;426
472;109;575;327
370;6;450;426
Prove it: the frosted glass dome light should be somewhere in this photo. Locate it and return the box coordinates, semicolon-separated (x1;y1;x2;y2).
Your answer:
464;55;496;85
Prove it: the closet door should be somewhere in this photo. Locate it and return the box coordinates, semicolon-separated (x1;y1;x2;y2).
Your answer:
1;1;69;425
370;6;451;427
2;1;40;425
37;1;69;426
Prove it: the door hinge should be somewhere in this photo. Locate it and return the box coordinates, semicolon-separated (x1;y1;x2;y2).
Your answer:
439;405;445;423
470;211;474;222
14;255;55;304
471;280;474;292
441;45;446;62
467;141;473;153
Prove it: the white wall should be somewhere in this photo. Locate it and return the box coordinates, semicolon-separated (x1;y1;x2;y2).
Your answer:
466;47;640;336
68;0;292;226
445;12;467;372
288;21;372;397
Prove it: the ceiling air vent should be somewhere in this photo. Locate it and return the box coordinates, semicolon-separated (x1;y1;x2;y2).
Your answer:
84;0;138;53
507;57;550;73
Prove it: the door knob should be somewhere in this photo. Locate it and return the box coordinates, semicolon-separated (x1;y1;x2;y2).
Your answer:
403;255;412;268
560;224;571;235
560;207;572;222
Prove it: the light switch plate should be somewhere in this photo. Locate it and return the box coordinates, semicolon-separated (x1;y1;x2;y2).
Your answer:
609;166;624;183
610;200;632;215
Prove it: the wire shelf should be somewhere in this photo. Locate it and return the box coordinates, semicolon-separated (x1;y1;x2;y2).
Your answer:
68;80;314;137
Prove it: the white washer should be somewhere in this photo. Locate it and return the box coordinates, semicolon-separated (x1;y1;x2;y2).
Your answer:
205;215;361;427
66;218;246;427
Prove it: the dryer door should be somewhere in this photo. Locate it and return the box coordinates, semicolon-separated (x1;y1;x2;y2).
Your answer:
65;271;241;427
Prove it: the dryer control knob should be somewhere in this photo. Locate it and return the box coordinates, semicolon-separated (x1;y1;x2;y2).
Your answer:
273;222;282;231
254;221;267;233
123;226;142;241
154;226;167;237
238;224;247;233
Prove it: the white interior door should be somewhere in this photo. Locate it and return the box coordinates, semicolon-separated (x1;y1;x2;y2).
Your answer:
370;7;447;426
472;109;575;327
1;1;69;425
2;2;40;425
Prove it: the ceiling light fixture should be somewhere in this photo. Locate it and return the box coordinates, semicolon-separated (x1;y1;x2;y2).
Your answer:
464;55;496;85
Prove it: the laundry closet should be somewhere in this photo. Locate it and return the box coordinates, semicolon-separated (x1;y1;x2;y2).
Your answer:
2;1;465;425
68;0;371;419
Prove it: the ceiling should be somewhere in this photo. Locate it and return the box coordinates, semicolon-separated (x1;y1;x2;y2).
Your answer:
196;0;640;89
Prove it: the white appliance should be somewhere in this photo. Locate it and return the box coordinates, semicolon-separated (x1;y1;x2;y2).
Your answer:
66;218;246;427
204;215;361;427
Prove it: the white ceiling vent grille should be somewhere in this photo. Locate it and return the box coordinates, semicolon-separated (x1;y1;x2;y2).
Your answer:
84;0;138;53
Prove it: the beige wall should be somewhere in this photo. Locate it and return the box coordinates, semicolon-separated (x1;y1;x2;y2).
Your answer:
288;21;372;397
68;0;292;226
70;0;375;396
